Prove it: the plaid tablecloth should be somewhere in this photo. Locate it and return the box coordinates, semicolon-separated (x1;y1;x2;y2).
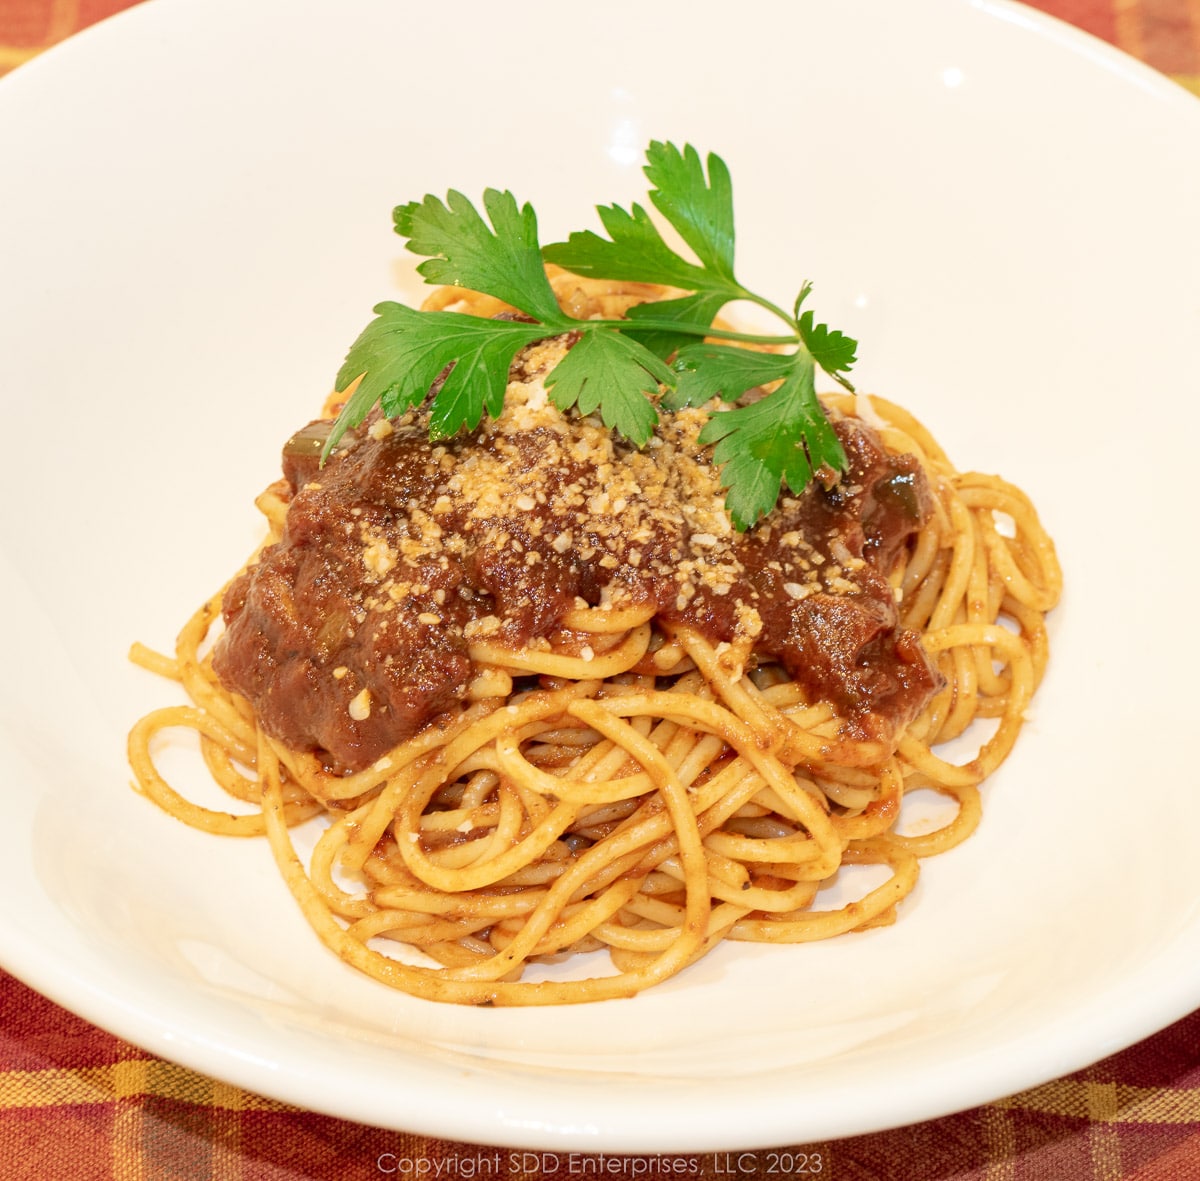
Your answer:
3;1;1199;1177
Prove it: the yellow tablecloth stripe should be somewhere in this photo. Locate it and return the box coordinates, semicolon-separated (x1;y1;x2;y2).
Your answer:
998;1078;1200;1123
0;1061;293;1112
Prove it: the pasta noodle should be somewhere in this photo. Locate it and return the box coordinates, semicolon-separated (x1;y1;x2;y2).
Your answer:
127;278;1061;1006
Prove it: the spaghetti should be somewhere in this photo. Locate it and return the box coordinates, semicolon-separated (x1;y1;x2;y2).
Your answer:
128;277;1061;1006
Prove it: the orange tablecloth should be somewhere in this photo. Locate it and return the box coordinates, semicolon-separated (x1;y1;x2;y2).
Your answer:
3;2;1200;1178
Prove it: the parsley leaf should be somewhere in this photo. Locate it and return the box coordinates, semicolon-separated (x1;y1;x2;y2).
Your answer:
698;357;847;531
642;141;736;280
795;281;857;389
799;309;858;388
394;188;564;325
545;330;668;444
542;141;745;313
663;343;797;411
325;304;546;456
542;200;717;291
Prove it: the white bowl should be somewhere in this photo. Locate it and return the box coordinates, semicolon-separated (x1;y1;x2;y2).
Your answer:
1;0;1198;1152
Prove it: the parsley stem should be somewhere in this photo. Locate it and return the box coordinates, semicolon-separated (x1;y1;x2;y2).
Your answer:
743;292;801;334
582;317;798;348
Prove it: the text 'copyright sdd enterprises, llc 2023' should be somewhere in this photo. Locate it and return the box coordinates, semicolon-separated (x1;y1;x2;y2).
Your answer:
375;1150;826;1177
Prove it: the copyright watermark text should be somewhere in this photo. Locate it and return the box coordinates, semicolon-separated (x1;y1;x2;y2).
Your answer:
376;1150;825;1177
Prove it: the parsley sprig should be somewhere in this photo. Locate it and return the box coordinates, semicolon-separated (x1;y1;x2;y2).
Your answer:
325;141;858;529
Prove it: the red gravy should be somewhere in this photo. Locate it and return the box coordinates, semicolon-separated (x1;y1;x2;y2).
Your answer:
213;338;942;773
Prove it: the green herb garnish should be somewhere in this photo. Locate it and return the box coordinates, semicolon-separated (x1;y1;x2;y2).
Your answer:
325;140;857;530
